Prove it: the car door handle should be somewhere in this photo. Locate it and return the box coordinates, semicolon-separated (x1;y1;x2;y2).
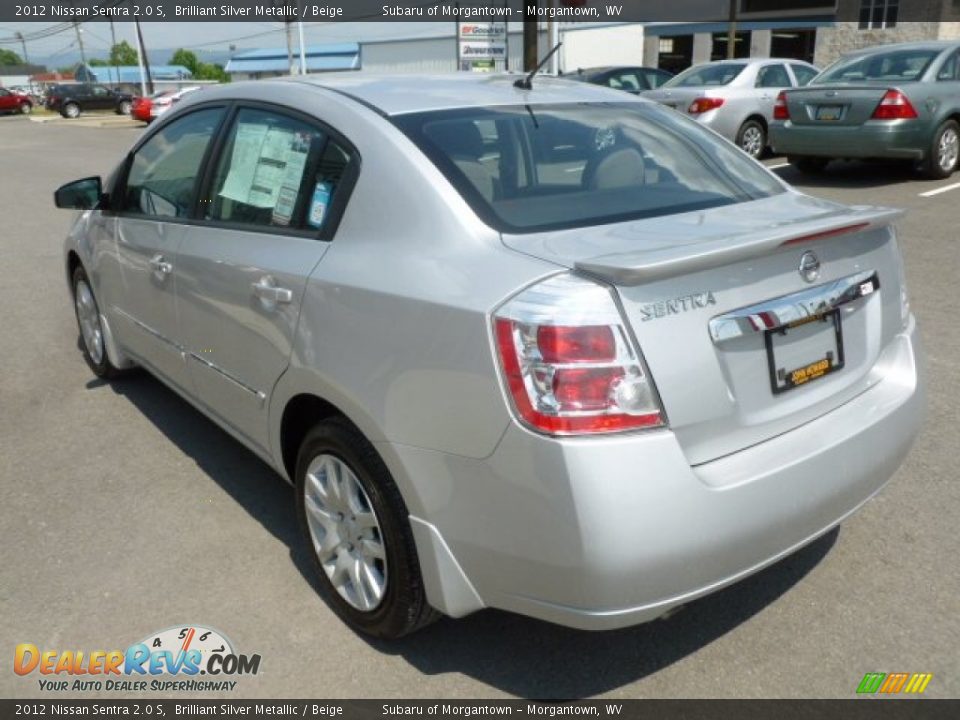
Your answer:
252;277;293;304
149;254;172;276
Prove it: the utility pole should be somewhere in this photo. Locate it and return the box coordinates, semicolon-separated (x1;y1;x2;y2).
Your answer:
547;1;559;75
285;20;295;74
727;0;738;60
15;32;29;65
109;20;120;88
134;20;153;94
297;16;307;75
523;3;538;72
73;22;87;69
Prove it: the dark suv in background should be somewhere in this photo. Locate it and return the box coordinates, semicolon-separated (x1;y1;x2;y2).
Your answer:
46;84;134;118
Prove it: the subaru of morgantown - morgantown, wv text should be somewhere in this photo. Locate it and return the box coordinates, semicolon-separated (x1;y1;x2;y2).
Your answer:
55;73;925;638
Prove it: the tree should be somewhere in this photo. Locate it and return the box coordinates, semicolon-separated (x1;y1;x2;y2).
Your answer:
196;63;230;83
170;48;229;83
0;49;24;66
109;41;139;66
88;58;109;66
170;48;200;75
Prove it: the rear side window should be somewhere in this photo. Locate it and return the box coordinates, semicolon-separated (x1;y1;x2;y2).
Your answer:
123;107;225;219
205;107;354;232
605;70;644;92
815;49;938;83
937;51;960;81
395;103;785;234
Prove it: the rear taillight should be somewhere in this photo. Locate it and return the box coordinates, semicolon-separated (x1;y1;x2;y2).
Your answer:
773;91;790;121
871;89;918;120
493;274;664;436
688;97;725;114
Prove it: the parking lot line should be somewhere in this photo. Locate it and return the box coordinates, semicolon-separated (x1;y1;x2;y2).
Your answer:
919;181;960;198
766;162;790;170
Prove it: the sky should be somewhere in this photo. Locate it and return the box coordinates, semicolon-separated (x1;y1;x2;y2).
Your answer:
0;21;461;66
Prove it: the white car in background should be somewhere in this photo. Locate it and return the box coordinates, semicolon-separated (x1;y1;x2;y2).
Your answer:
642;59;819;159
151;85;202;120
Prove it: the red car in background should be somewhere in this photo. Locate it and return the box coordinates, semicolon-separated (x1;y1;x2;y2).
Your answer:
131;86;202;124
131;90;167;123
0;87;33;115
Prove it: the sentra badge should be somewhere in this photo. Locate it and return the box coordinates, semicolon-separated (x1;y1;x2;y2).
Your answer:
640;291;717;322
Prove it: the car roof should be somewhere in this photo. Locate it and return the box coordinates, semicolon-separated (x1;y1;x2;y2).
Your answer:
841;40;960;57
285;72;641;116
687;58;814;68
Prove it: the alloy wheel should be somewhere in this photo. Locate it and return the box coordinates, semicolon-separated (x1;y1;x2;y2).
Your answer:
75;280;104;366
741;125;764;158
303;453;388;612
938;127;959;173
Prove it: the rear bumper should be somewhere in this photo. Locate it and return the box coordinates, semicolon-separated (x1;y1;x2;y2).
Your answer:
770;120;928;160
394;317;924;630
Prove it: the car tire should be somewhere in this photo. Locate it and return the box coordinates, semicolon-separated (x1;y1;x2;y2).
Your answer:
62;102;80;119
788;156;830;175
117;100;131;115
71;266;126;379
923;119;960;180
295;418;440;639
736;119;766;160
19;101;32;115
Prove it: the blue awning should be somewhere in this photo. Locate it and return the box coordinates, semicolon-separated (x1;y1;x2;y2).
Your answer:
226;43;360;74
78;65;193;83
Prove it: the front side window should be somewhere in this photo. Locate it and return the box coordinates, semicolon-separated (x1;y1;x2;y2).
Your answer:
204;107;353;232
395;103;785;234
92;85;110;97
790;64;819;86
815;48;938;84
123;107;225;219
665;63;747;88
756;64;791;89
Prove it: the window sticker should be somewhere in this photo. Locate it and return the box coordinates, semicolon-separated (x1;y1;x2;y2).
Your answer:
307;182;332;229
220;124;305;210
271;186;298;226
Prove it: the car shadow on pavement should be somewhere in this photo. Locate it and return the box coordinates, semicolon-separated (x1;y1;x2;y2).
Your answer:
774;159;921;189
100;371;839;700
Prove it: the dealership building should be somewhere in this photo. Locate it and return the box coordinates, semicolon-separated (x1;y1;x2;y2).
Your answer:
223;1;960;79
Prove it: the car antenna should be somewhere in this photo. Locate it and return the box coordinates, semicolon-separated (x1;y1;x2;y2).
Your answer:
514;42;563;90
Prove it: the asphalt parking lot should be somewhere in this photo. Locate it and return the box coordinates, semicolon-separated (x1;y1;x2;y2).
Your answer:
1;113;957;700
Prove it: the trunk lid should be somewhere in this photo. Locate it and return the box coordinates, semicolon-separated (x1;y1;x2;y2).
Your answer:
783;84;909;127
641;87;708;113
502;193;906;465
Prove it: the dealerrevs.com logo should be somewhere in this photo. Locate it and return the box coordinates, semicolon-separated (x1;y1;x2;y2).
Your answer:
14;625;261;692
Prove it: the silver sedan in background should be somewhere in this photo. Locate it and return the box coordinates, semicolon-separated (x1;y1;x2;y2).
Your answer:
643;58;819;158
56;74;923;638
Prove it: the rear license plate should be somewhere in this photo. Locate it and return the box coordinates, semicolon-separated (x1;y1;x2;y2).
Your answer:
765;310;845;395
816;104;843;121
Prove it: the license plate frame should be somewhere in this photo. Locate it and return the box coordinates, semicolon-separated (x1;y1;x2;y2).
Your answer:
765;310;845;395
816;104;844;122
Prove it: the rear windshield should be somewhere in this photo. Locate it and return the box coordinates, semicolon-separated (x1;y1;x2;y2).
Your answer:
664;63;746;88
814;49;939;84
394;102;784;234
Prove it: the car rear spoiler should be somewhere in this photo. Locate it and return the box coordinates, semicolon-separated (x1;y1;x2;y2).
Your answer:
574;205;904;286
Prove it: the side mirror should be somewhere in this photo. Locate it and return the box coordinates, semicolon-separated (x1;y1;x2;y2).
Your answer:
54;176;103;210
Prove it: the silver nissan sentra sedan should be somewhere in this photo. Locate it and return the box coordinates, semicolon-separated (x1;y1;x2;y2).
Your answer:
56;73;925;638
